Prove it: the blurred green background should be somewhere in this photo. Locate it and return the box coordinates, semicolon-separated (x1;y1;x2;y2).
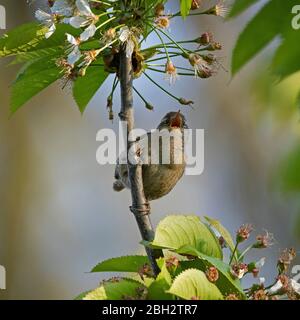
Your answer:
0;0;299;299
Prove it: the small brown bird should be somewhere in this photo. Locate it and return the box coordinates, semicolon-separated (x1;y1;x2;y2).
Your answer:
113;111;188;201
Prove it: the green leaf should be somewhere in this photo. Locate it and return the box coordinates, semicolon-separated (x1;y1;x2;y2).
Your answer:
297;91;300;111
10;56;61;113
232;0;285;76
152;215;223;259
0;23;47;57
277;145;300;193
91;255;149;273
73;62;108;113
232;0;297;76
180;0;193;18
272;30;300;80
0;23;80;58
10;46;63;65
176;246;246;299
11;24;81;64
168;269;223;300
141;48;160;61
83;278;147;300
228;0;261;18
204;216;235;253
147;261;174;300
74;290;91;300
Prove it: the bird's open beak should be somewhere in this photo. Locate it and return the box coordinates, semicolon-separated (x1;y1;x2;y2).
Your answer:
170;111;182;128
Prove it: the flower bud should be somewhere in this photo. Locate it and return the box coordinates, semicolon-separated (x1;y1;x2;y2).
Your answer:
78;66;87;77
155;16;170;29
253;231;274;249
166;256;180;269
103;28;116;43
207;42;222;51
230;263;248;279
202;53;217;65
277;274;290;292
277;248;296;274
107;95;113;109
253;289;268;300
197;67;214;78
191;0;202;10
196;32;213;45
165;60;178;85
179;98;194;106
107;95;114;120
206;267;219;282
155;3;165;16
138;263;153;280
204;2;228;18
188;53;202;67
145;103;154;111
236;224;253;243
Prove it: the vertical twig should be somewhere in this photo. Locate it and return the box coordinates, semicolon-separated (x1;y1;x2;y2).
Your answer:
118;43;162;276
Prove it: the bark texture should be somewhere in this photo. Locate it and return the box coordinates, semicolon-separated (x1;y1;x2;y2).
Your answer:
119;44;161;276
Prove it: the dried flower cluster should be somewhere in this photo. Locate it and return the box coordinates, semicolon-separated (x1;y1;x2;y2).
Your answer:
229;222;299;300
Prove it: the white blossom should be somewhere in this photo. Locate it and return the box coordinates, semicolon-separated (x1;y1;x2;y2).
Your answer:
80;23;97;41
67;0;98;41
66;34;81;65
290;279;300;295
259;277;265;285
35;10;56;38
51;0;76;17
255;257;266;269
76;0;93;16
269;279;284;294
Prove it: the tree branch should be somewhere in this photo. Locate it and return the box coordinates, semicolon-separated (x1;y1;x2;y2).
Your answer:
118;43;162;276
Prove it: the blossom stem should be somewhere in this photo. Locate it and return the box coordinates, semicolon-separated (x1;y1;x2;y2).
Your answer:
96;11;119;19
143;72;181;102
151;27;170;61
147;54;180;63
110;75;119;97
96;16;116;30
114;24;126;31
229;242;239;265
156;28;189;56
133;86;151;106
238;245;254;262
98;38;119;53
144;39;197;51
91;0;114;6
170;11;211;18
148;64;194;72
146;66;194;77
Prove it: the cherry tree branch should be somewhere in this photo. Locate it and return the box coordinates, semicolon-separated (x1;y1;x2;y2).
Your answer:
118;43;162;276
